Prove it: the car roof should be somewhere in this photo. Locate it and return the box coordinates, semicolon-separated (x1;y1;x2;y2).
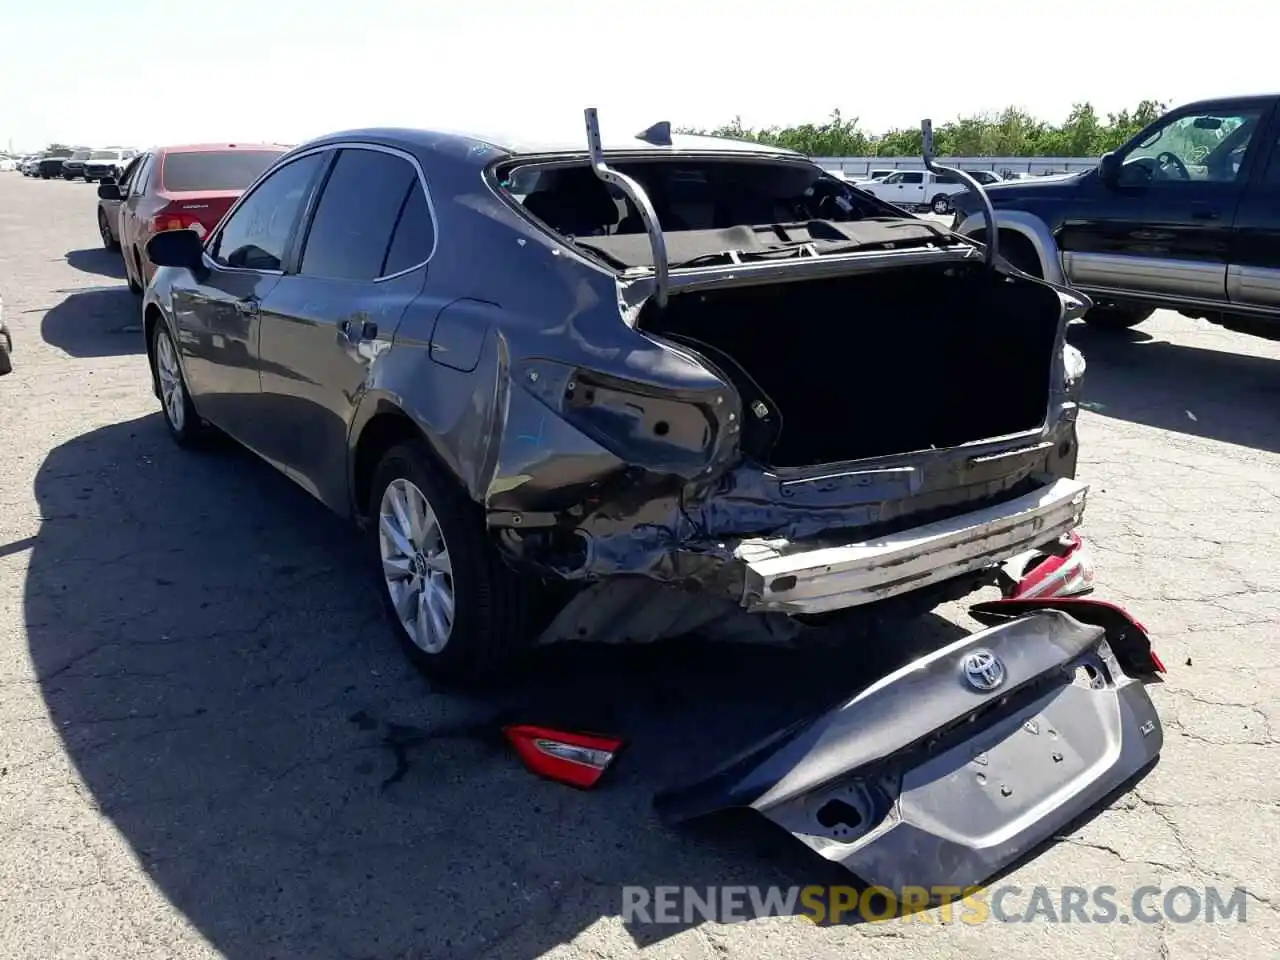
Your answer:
151;142;291;155
1173;94;1280;113
298;125;803;164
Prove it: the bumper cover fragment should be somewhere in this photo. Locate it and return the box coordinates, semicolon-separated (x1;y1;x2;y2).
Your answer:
654;608;1163;892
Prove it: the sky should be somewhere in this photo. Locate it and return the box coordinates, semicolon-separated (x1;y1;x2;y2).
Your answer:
1;0;1276;154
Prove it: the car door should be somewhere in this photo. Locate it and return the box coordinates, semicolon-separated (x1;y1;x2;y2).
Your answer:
254;145;433;512
1227;109;1280;310
106;154;142;241
876;170;924;208
171;151;328;453
1057;100;1273;303
119;152;156;277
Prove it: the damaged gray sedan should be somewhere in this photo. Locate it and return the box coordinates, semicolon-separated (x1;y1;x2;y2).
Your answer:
142;111;1093;683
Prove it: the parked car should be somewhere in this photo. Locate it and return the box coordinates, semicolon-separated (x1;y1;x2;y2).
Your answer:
36;150;74;178
0;291;10;376
0;157;16;172
851;167;898;183
139;118;1090;684
60;148;95;180
94;153;145;251
950;93;1280;335
84;148;137;182
99;142;289;292
858;168;1003;213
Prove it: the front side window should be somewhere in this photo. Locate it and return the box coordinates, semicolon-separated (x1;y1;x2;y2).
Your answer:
899;172;924;184
117;155;142;191
299;148;426;281
211;153;324;271
1119;109;1263;185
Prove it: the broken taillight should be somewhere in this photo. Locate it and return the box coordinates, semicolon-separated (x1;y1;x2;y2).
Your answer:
503;724;624;789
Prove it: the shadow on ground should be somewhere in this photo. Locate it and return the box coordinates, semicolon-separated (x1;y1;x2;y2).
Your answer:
66;247;127;281
1068;321;1280;453
27;416;979;958
40;285;142;357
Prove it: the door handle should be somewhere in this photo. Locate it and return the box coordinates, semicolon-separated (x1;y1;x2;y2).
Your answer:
234;296;259;315
339;319;378;342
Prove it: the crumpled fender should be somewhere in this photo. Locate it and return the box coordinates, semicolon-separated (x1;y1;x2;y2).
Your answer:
654;609;1163;892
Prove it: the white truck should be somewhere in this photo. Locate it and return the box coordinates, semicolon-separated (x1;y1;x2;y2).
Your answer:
853;168;1003;214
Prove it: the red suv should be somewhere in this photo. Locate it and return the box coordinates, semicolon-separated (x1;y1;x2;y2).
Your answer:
99;143;289;294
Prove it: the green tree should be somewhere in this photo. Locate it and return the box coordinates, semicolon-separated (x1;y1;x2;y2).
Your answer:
679;101;1170;157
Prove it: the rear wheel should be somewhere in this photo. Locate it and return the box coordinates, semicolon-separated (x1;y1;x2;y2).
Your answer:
127;248;144;294
151;323;203;446
1083;305;1154;330
370;440;533;686
0;326;12;376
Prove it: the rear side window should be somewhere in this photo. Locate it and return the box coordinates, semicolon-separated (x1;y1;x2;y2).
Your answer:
299;148;426;281
161;150;284;192
382;183;435;276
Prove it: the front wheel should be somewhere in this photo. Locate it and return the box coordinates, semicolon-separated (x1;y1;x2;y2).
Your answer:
930;193;952;215
1083;306;1154;330
98;209;118;251
370;441;533;686
151;324;203;445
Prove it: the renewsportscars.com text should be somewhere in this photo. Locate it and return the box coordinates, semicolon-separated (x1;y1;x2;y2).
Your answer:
621;884;1251;926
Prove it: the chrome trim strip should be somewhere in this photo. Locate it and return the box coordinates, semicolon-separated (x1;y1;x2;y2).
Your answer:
1062;251;1225;300
1226;263;1280;307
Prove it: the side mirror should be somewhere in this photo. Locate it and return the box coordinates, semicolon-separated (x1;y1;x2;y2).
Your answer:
1098;152;1121;186
97;182;122;201
147;229;206;274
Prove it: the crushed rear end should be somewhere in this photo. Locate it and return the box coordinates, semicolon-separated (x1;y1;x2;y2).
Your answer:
487;113;1093;644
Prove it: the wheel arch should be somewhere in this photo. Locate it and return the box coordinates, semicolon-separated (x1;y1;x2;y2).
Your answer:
955;210;1066;286
348;398;468;529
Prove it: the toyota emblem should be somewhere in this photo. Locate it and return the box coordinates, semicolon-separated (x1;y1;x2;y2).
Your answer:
961;649;1006;692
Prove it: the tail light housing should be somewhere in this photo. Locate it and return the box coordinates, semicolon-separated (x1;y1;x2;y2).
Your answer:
153;209;208;238
503;724;624;789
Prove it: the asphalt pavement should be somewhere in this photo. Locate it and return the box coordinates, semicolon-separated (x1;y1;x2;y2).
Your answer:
0;176;1277;959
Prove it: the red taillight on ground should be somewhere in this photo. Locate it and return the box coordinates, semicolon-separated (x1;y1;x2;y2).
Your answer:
503;724;624;789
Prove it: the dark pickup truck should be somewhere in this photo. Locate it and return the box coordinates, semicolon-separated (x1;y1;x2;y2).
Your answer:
951;94;1280;338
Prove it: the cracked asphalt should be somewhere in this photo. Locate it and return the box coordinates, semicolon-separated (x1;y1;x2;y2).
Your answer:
1;175;1277;959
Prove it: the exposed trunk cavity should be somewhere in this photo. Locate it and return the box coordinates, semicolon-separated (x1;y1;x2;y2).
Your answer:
638;262;1062;468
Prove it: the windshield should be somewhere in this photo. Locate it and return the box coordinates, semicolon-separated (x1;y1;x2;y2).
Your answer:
160;150;285;192
90;150;118;160
70;150;91;161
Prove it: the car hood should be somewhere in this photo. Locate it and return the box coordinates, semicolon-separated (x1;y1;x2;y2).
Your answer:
952;169;1092;215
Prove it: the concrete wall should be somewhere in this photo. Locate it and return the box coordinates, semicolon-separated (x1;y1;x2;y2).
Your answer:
814;156;1101;178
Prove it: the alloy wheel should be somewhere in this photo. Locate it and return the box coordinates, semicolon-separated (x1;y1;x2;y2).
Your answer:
378;478;455;654
155;331;186;432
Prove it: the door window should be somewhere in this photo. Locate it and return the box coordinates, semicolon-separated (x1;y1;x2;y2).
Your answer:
1118;109;1264;185
898;172;924;184
117;155;143;193
382;182;436;276
298;148;428;281
132;154;155;195
210;152;325;272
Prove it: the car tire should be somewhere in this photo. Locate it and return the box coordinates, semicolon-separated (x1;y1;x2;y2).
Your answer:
150;323;203;446
127;248;144;295
39;173;48;179
369;440;534;686
1083;306;1154;330
931;193;952;215
0;329;11;377
98;210;119;251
